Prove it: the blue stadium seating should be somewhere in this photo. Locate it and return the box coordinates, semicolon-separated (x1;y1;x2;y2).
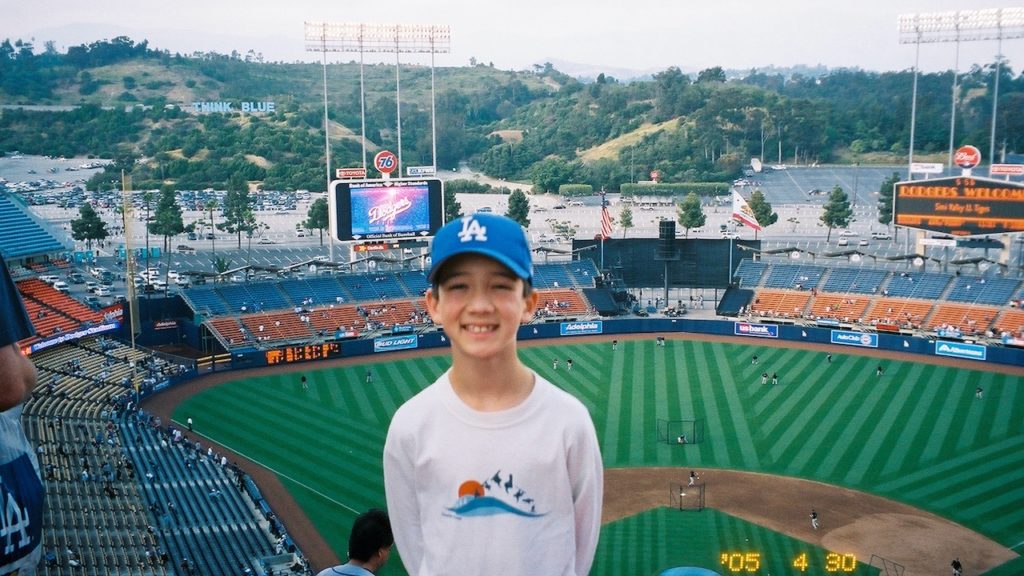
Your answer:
534;264;575;289
763;263;826;290
945;275;1021;305
733;259;767;288
821;267;889;295
883;271;952;299
183;287;232;315
0;194;67;258
279;277;351;306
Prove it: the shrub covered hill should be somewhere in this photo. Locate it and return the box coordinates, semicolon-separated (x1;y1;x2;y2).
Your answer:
1;36;1021;193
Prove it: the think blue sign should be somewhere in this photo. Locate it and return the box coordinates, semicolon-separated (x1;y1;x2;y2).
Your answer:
560;321;603;336
934;340;987;361
373;335;418;353
830;330;878;348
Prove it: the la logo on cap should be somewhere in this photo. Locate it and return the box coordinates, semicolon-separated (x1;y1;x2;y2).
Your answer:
458;216;488;243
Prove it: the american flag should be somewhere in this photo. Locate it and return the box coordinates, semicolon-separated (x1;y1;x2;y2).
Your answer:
600;205;613;240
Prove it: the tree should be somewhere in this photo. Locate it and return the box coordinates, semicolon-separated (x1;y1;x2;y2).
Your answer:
820;185;853;241
676;193;706;238
220;174;253;248
149;184;184;291
305;197;329;246
443;186;462;223
619;206;634;239
747;190;779;239
70;203;108;250
149;184;184;252
877;171;899;230
506;189;530;227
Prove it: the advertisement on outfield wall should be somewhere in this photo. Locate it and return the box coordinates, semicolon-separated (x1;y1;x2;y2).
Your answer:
374;334;419;353
560;321;603;336
734;322;779;338
830;330;879;348
934;340;987;361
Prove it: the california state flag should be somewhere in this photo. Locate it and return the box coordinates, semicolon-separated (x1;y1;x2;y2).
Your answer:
731;190;762;232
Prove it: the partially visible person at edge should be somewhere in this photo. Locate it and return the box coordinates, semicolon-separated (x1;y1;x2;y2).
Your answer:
0;252;44;575
383;213;604;576
315;509;393;576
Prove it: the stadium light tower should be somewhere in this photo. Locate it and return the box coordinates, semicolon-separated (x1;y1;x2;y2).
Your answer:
304;22;451;175
898;8;1024;174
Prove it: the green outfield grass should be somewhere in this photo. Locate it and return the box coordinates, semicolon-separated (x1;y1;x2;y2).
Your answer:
173;339;1024;575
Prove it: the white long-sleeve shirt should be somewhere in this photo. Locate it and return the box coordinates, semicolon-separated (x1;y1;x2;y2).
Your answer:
384;370;603;576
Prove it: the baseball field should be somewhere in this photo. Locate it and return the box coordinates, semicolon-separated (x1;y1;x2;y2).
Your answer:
152;335;1024;576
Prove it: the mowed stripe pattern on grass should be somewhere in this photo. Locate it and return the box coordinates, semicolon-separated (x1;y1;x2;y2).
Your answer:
175;338;1024;573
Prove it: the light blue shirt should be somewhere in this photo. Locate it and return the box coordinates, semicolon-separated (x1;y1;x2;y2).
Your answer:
314;562;375;576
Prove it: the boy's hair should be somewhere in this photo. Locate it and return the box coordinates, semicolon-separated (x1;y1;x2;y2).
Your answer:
348;508;393;561
428;213;533;290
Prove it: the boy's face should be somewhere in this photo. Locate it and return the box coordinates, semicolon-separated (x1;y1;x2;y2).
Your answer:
426;253;539;360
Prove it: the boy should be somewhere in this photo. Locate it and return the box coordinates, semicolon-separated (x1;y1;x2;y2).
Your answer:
383;213;604;576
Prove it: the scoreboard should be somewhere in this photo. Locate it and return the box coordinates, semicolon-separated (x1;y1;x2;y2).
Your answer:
265;343;342;365
893;176;1024;236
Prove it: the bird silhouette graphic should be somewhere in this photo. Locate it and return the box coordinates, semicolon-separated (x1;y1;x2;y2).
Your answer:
504;474;514;493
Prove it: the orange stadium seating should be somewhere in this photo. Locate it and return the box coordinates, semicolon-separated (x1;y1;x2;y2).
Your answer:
925;303;1000;336
807;293;871;323
864;298;934;330
992;308;1024;338
748;289;812;319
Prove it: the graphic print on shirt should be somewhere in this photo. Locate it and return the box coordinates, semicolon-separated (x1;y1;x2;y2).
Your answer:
445;470;545;518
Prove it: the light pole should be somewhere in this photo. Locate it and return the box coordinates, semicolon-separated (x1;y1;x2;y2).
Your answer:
898;9;1024;174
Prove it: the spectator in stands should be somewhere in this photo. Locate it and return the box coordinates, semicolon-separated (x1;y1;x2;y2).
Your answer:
315;508;393;576
384;214;603;576
0;252;44;575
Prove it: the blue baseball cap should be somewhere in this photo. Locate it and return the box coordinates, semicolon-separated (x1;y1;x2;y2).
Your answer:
428;213;533;284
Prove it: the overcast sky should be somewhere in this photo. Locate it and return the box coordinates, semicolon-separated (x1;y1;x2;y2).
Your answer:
5;1;1023;76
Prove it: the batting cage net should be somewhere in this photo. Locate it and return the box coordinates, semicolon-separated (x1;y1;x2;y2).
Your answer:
656;418;705;445
668;481;706;511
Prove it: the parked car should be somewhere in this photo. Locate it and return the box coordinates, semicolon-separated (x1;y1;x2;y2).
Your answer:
85;281;99;292
176;244;196;253
839;230;859;237
67;272;86;284
870;231;892;240
858;239;870;246
94;286;112;297
837;238;850;246
258;237;275;244
39;275;60;285
84;295;101;309
52;281;70;293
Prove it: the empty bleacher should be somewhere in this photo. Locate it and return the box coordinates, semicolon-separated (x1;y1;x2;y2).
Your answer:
944;275;1021;306
882;271;952;300
820;266;889;295
0;193;67;258
762;263;827;290
733;259;767;288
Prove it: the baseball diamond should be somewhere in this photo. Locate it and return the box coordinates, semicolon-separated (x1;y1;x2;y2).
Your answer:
145;332;1024;576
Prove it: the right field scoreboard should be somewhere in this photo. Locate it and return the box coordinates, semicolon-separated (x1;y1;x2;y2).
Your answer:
893;176;1024;236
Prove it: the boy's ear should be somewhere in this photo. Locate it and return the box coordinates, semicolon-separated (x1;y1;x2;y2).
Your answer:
425;287;441;324
521;288;540;323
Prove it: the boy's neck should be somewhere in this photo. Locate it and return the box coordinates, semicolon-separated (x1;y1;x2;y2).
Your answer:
449;358;535;412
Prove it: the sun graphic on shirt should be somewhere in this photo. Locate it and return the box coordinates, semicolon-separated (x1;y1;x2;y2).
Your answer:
458;480;485;498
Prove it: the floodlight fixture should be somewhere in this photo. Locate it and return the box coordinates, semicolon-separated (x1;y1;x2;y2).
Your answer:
304;22;451;178
897;8;1024;181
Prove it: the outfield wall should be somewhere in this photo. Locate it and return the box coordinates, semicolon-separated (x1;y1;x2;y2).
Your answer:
219;318;1024;372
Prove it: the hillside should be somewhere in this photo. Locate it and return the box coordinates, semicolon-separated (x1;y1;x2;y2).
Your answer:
0;37;1020;194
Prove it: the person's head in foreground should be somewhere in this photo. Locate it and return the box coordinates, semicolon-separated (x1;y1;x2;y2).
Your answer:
347;508;393;571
